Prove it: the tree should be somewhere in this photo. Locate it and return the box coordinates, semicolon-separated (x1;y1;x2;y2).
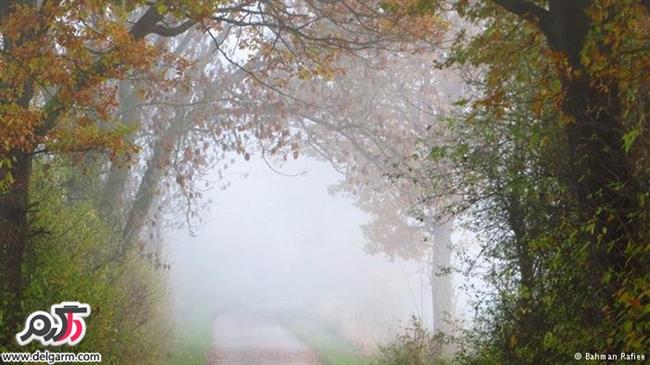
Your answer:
0;1;203;343
0;0;429;345
263;46;465;349
392;0;649;362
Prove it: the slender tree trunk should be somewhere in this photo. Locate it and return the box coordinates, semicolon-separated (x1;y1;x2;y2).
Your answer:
0;151;32;346
119;112;186;258
507;193;543;364
101;81;140;227
120;140;165;254
430;220;454;337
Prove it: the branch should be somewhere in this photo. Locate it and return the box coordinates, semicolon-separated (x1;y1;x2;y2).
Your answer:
131;6;195;38
152;20;196;37
129;6;164;39
36;6;192;137
492;0;548;23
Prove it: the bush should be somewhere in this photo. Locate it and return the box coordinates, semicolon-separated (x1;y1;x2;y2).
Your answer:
1;158;170;363
376;316;452;365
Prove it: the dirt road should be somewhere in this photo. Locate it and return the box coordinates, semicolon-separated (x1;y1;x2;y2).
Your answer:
207;311;322;365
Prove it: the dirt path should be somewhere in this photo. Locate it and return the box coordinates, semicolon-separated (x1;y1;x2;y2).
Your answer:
207;311;322;365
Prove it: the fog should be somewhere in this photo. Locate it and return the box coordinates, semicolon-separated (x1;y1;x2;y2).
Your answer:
2;3;638;364
166;155;436;351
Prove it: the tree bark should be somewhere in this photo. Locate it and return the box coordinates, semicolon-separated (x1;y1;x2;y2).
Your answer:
101;81;141;227
546;2;639;329
119;111;187;258
562;72;638;327
430;220;454;339
507;193;544;364
0;151;32;346
495;0;645;338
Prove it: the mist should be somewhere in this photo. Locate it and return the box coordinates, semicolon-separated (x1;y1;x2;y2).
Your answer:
3;2;639;364
166;155;437;357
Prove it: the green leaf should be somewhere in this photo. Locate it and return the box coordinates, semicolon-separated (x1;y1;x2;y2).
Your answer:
156;3;168;14
622;128;640;154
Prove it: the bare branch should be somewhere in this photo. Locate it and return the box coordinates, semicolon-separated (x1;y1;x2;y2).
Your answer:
492;0;548;23
152;20;196;37
129;6;164;39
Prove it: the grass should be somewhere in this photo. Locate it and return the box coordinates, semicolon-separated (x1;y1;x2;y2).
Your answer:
166;320;213;365
287;319;375;365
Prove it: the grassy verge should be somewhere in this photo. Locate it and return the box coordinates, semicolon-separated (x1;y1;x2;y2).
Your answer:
166;321;213;365
287;319;375;365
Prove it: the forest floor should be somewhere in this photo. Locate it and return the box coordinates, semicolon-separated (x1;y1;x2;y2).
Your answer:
207;311;322;365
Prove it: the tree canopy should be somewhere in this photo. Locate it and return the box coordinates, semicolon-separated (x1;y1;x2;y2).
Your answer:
0;1;648;363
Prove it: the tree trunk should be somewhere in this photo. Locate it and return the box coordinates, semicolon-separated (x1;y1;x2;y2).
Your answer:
119;138;166;257
518;0;645;340
507;193;543;364
0;151;32;346
545;3;640;329
430;220;454;336
562;75;640;328
119;111;186;258
101;81;141;228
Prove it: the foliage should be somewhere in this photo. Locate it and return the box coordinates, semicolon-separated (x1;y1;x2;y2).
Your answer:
1;1;161;165
266;41;462;338
389;1;650;363
0;0;427;346
376;316;451;365
1;1;647;363
0;156;169;362
0;1;204;341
